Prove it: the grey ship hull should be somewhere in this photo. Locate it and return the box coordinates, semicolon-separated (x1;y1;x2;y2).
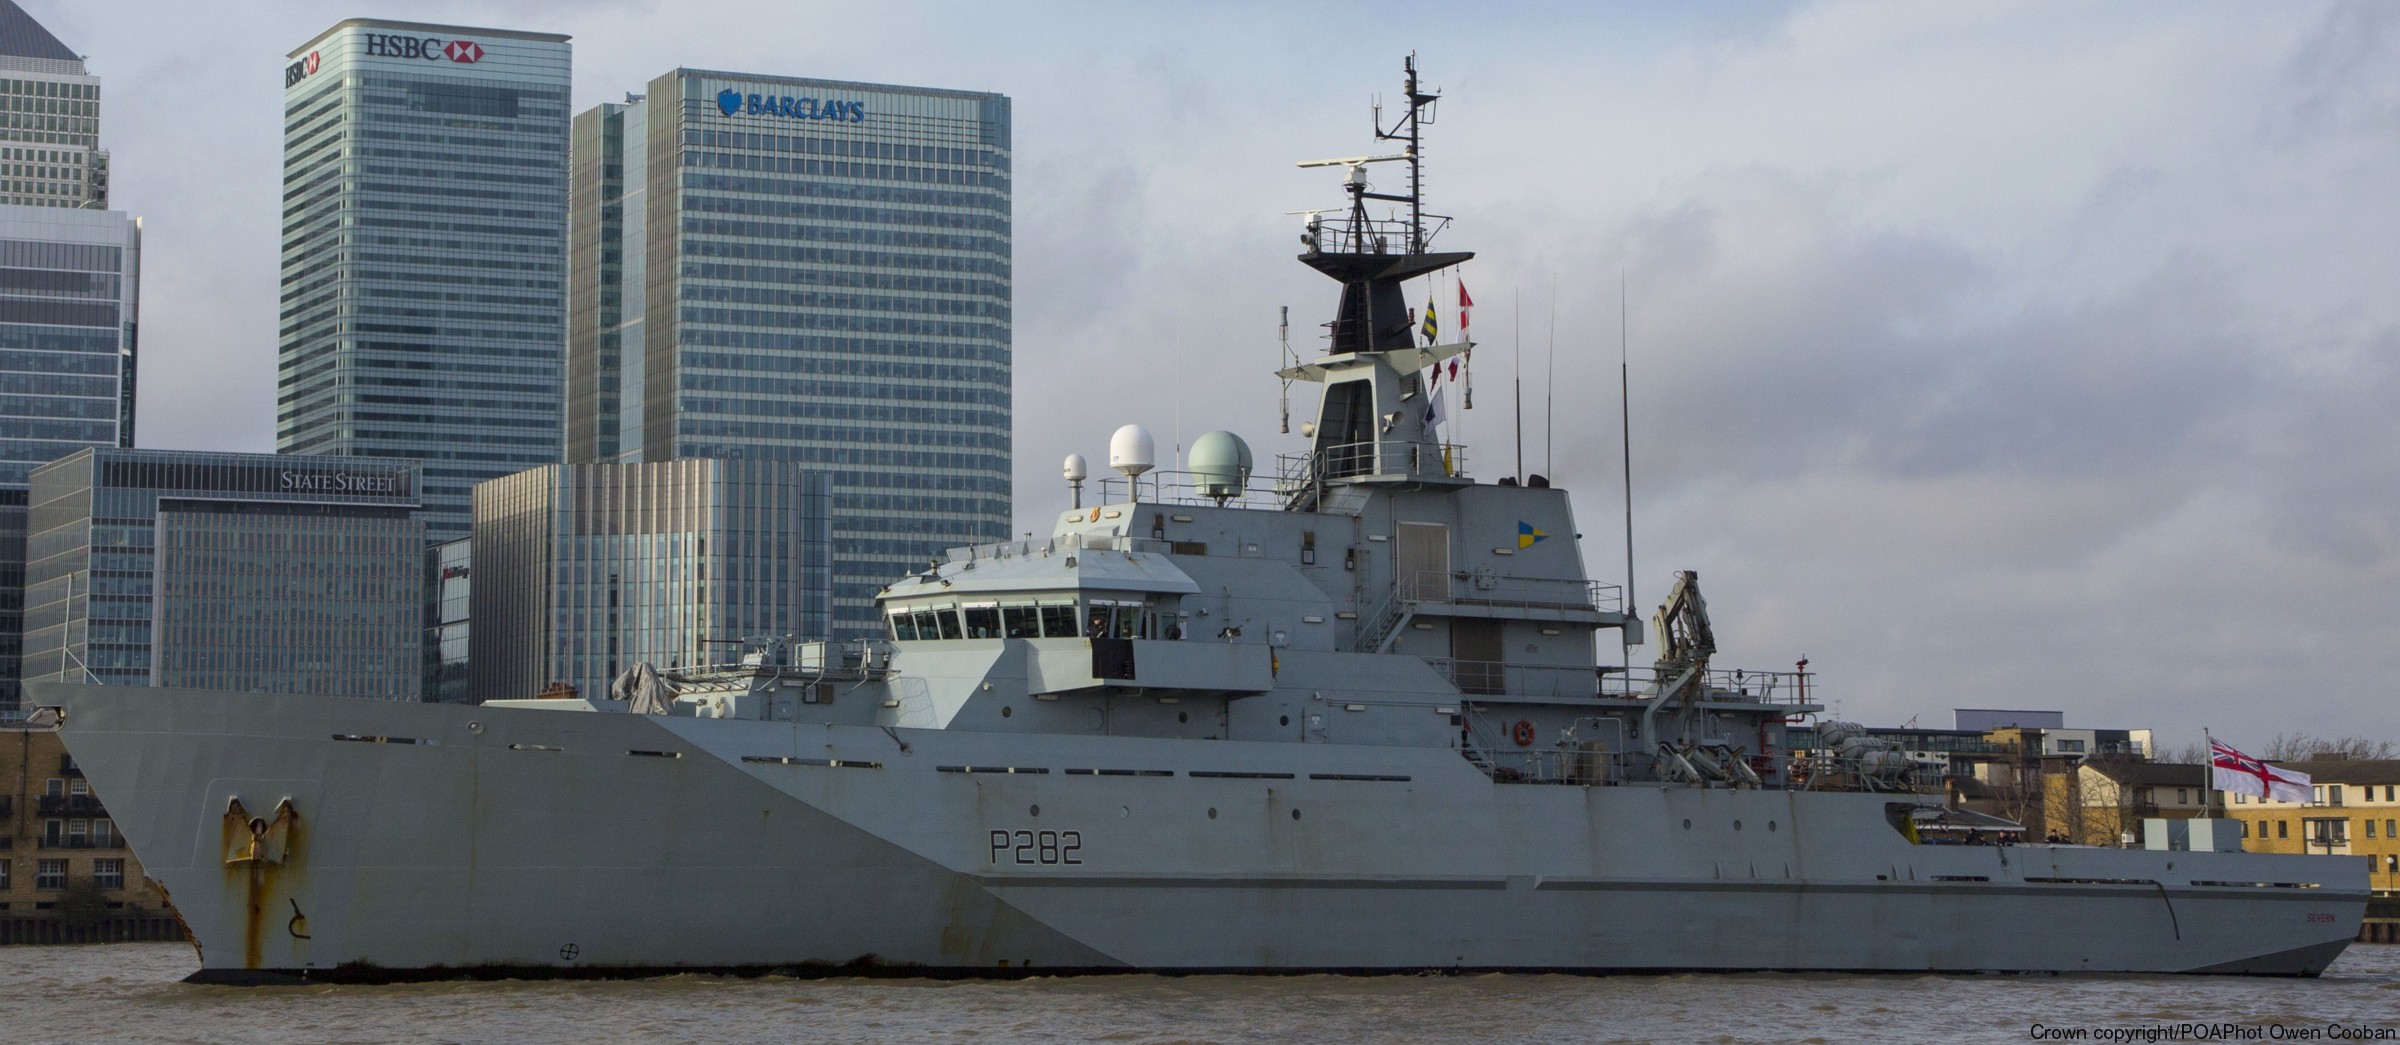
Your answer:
48;683;2365;982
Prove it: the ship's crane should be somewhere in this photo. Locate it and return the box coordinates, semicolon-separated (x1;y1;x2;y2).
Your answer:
1651;570;1715;694
1639;570;1715;744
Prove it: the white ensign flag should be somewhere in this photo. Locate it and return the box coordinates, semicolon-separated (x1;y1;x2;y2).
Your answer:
2210;738;2311;804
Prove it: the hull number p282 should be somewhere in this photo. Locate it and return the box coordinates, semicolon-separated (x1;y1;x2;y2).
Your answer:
989;829;1082;866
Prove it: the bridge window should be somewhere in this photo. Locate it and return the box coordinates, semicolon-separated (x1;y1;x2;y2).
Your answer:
888;611;919;641
936;608;964;640
1039;603;1079;638
912;607;940;640
1002;604;1042;639
963;604;1001;639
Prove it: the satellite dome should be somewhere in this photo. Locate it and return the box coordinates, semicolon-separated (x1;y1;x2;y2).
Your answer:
1063;453;1088;482
1188;430;1254;503
1108;425;1155;478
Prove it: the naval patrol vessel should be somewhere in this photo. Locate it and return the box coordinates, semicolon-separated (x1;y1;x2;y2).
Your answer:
34;58;2366;983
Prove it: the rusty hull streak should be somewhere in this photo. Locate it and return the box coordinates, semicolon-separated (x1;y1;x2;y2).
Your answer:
222;797;301;971
149;875;203;966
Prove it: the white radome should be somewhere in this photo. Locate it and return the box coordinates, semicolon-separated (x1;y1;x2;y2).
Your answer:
1108;424;1155;478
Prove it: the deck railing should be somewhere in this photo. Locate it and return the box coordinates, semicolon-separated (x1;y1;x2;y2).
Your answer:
1275;440;1469;492
1596;667;1815;705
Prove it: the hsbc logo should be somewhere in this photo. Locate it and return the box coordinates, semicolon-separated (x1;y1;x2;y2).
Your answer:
363;33;485;64
283;50;321;88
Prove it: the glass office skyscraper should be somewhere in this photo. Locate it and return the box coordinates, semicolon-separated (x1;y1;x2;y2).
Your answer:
0;4;135;717
279;20;571;542
468;459;830;703
20;449;425;700
0;210;135;483
0;0;107;209
567;70;1010;637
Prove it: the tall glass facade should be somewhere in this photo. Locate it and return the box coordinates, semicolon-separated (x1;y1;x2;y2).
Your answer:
279;20;571;542
567;69;1010;637
0;0;109;209
20;449;425;700
0;211;137;483
0;213;140;709
424;536;470;703
0;486;22;715
0;0;139;716
468;459;829;703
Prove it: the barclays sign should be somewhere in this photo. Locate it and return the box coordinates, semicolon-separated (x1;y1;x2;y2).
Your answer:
717;88;866;124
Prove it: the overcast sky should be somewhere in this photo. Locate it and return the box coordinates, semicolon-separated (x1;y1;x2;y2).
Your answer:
38;1;2400;747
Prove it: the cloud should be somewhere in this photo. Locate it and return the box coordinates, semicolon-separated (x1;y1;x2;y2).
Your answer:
1576;162;2400;739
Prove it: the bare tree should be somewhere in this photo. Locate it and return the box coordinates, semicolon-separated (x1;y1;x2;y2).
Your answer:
2259;734;2398;762
2043;769;2086;843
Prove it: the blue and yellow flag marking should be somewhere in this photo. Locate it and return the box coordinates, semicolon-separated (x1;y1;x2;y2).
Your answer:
1518;521;1548;549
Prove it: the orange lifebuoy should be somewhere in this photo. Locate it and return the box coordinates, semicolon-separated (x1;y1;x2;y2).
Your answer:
1511;720;1535;747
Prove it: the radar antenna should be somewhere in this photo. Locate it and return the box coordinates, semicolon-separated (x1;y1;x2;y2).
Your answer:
1291;52;1447;255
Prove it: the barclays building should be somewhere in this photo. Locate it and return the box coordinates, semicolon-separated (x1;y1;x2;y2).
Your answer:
567;69;1011;638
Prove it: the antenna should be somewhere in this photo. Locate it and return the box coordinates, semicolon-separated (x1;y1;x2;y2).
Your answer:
1545;274;1556;479
1621;270;1636;668
1295;51;1443;255
1173;328;1183;476
1278;305;1292;434
1514;286;1523;484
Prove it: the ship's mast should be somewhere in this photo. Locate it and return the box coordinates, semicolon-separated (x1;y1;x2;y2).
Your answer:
1279;55;1474;507
1376;53;1437;253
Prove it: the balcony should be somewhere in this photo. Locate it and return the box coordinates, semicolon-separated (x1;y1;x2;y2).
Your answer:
37;838;116;850
35;795;104;816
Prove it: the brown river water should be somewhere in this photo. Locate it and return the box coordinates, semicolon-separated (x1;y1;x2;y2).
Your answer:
3;941;2397;1044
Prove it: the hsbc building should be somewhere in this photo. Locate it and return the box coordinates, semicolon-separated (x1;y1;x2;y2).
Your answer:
279;20;572;543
